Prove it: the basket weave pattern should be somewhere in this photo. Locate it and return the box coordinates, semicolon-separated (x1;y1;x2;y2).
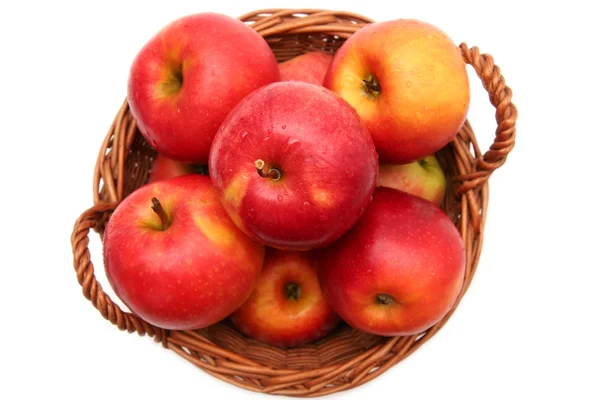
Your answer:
71;9;517;397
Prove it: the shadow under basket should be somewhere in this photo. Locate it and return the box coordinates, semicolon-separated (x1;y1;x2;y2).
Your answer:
71;9;518;397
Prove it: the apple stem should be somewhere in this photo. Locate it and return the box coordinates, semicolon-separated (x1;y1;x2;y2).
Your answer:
285;283;302;301
376;294;395;305
255;159;282;181
151;197;170;230
362;75;381;96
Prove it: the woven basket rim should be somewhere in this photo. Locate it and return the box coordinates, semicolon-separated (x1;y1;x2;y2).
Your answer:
71;8;517;397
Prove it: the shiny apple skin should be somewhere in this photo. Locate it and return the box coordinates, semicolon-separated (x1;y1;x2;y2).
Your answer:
103;175;265;330
148;154;196;183
230;248;339;347
318;188;466;336
127;13;280;163
324;19;470;163
279;51;333;86
377;155;446;206
209;81;378;250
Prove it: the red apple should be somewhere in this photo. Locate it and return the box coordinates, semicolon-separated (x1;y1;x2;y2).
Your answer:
103;175;265;330
324;19;470;163
377;155;446;206
209;81;378;250
148;154;196;183
318;188;466;336
279;51;333;85
127;13;280;163
230;248;339;347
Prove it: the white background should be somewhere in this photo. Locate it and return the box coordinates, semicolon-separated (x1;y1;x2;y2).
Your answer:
1;0;598;399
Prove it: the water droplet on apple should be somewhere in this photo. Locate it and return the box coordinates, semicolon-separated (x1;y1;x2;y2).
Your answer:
241;131;249;139
303;201;310;207
281;125;286;129
263;136;271;142
277;195;284;202
321;146;328;155
345;170;354;178
211;70;215;76
406;81;412;88
288;139;301;150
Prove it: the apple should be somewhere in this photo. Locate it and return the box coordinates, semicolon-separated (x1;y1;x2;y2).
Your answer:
230;248;339;347
324;19;470;164
148;154;209;183
318;188;466;336
148;154;196;183
127;13;280;164
103;175;265;330
377;155;446;206
279;51;333;86
209;81;378;250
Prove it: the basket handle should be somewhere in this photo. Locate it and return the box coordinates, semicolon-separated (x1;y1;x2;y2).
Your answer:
456;43;517;194
71;202;168;344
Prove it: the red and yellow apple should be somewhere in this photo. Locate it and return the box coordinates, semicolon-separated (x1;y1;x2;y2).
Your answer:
318;188;465;336
324;19;470;163
377;155;446;206
103;175;265;330
148;154;196;183
127;13;280;163
230;249;339;347
279;51;333;86
209;81;378;250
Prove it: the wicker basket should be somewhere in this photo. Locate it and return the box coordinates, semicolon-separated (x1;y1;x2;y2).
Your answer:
71;9;517;397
